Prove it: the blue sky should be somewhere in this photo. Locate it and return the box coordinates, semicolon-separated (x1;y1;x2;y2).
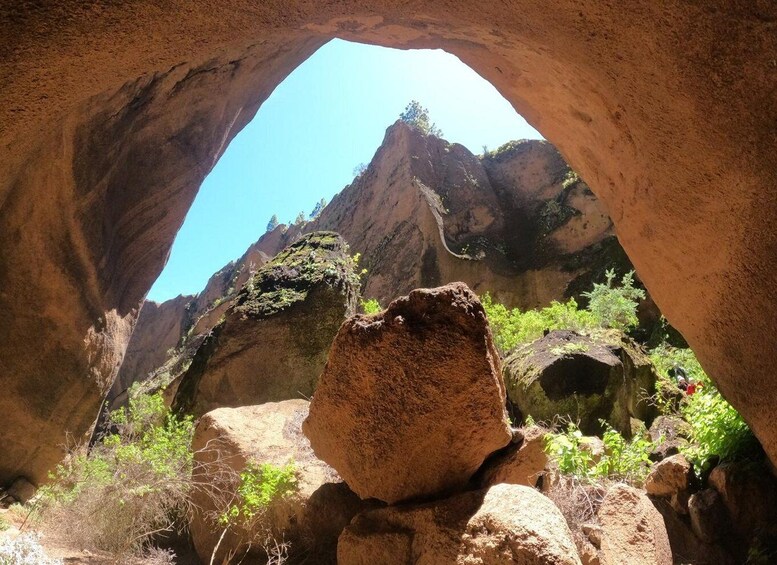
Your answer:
147;39;542;302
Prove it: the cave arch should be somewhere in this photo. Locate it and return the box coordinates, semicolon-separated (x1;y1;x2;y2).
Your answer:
0;2;775;483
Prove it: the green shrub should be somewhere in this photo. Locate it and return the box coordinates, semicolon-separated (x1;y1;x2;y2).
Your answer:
482;269;644;354
481;294;597;353
220;462;298;527
545;422;657;485
582;269;645;331
399;100;442;137
649;345;760;474
360;298;382;315
37;386;194;557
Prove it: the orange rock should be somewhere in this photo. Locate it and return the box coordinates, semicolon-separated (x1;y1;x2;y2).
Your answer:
304;283;511;504
598;484;672;565
480;425;548;488
190;400;375;564
645;454;691;497
338;484;581;564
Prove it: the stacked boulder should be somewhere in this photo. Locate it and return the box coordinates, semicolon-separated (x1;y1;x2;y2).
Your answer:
304;283;584;563
189;400;379;564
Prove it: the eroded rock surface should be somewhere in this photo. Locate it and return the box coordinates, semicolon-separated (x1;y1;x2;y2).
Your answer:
255;122;623;309
172;232;359;417
190;399;376;564
480;425;548;489
597;484;672;565
338;484;581;565
504;330;657;436
303;283;511;504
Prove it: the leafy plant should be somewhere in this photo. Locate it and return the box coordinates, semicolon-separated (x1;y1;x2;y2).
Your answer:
481;293;597;353
562;170;580;189
360;298;382;315
582;269;645;331
649;345;760;474
545;421;657;485
220;462;298;527
37;386;195;558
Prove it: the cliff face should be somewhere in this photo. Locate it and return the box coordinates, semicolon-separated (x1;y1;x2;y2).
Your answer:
113;124;627;409
258;122;619;309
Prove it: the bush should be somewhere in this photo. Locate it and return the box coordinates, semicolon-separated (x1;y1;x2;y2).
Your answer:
37;386;195;558
649;345;760;474
360;298;382;315
545;421;657;485
582;269;645;331
482;269;645;353
481;294;597;353
220;462;298;528
399;100;442;137
0;534;62;565
213;462;298;564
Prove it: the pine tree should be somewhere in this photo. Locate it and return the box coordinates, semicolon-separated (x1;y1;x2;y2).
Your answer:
266;214;279;232
310;198;328;219
399;100;443;137
294;212;305;225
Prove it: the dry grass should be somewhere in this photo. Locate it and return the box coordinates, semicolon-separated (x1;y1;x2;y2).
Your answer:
544;475;613;556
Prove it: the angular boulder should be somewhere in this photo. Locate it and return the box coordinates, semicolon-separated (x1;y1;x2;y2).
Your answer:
652;496;735;565
687;488;730;545
173;232;359;417
645;454;691;498
597;484;672;565
190;400;377;564
337;484;581;564
504;330;657;436
480;425;548;488
303;283;511;504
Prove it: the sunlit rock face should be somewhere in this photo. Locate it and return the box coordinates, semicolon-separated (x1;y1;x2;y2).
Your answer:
255;121;622;309
0;1;775;483
112;122;626;415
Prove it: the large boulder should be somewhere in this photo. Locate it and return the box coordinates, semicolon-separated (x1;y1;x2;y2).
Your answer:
190;400;378;564
504;330;657;436
172;232;359;417
337;483;581;564
303;283;512;504
652;496;735;565
597;484;672;565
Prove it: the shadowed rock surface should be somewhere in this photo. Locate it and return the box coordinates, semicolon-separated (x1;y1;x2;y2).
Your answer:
338;484;581;565
504;330;658;436
190;400;377;564
170;232;359;417
303;283;511;504
0;1;776;485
